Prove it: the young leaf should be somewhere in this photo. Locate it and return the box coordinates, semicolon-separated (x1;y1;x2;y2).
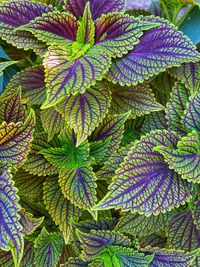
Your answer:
168;210;200;251
171;61;200;95
144;248;193;267
19;209;44;235
0;0;53;51
23;133;60;176
0;91;26;124
34;227;64;267
0;109;35;167
90;137;112;165
115;212;169;236
155;131;200;183
41;107;65;142
20;11;78;46
106;17;200;85
90;112;130;158
55;83;111;146
166;82;190;135
1;66;46;105
42;45;112;108
94;130;191;215
0;169;24;267
109;82;164;117
183;91;200;132
59;165;97;210
43;175;80;243
77;229;131;260
66;0;125;20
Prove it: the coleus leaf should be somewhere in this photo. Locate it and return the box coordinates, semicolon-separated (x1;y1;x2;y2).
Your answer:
0;61;18;75
66;0;125;20
192;201;200;230
106;17;200;86
77;229;131;260
171;61;200;95
41;107;65;142
34;227;64;267
0;0;53;52
76;218;117;234
140;234;167;249
90;112;130;158
166;82;190;135
95;13;156;58
19;10;78;46
109;82;164;117
59;165;97;210
23;133;60;176
0;109;35;167
115;212;169;237
43;175;80;243
0;169;24;267
90;137;112;165
144;248;193;267
42;45;112;108
61;258;88;267
0;240;35;267
94;246;154;267
1;66;46;106
141;111;167;134
0;91;26;124
155;131;200;183
183;91;200;132
19;208;44;236
167;209;200;251
94;130;191;215
56;83;111;146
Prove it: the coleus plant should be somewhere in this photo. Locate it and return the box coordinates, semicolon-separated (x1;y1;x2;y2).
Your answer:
0;0;200;266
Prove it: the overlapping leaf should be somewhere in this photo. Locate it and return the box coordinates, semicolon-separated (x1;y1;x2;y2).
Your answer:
56;83;111;146
0;0;53;52
43;175;80;243
42;45;112;108
168;210;200;251
109;82;164;117
66;0;125;20
183;91;200;132
19;209;44;235
106;17;200;85
94;130;191;215
0;169;24;267
141;111;167;134
0;110;35;167
140;234;167;249
34;227;64;267
166;82;190;135
0;61;18;75
41;107;65;142
155;131;200;183
77;229;131;260
76;218;117;233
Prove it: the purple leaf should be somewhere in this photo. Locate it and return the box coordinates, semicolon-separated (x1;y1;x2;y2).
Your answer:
168;210;200;251
140;234;167;249
55;83;111;146
166;82;190;135
0;169;24;267
77;229;131;260
0;91;26;124
90;112;130;158
106;17;200;86
42;45;112;108
43;175;80;243
66;0;125;20
1;66;46;105
19;209;44;235
0;0;52;52
109;82;164;117
183;91;200;132
59;165;97;210
94;130;191;215
0;109;35;167
20;10;78;45
23;133;60;176
155;131;200;183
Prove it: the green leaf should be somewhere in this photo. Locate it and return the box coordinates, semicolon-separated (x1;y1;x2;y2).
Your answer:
0;61;18;75
34;227;64;267
155;131;200;183
43;175;80;243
